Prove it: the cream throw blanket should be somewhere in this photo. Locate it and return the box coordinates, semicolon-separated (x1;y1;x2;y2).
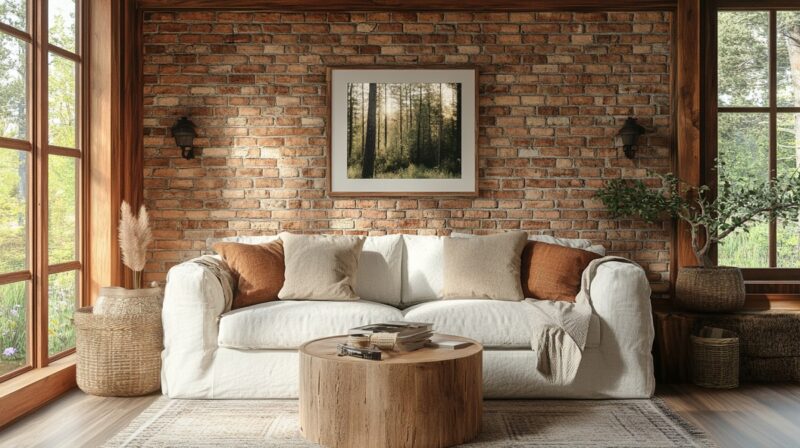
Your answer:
190;255;235;312
525;256;639;385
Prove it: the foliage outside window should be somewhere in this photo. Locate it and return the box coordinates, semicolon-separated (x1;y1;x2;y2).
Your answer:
0;0;83;380
715;10;800;268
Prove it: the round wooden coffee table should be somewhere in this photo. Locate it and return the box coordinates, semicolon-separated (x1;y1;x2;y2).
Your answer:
299;334;482;448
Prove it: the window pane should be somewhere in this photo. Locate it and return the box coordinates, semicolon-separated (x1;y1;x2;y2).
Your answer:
49;0;76;53
0;0;26;31
0;281;28;376
0;149;28;274
48;155;78;264
48;270;76;357
48;53;77;149
0;33;28;141
717;113;770;267
718;11;770;107
777;113;800;268
777;12;800;107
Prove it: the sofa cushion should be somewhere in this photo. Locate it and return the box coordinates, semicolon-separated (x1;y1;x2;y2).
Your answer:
218;300;403;349
443;231;528;301
278;232;365;301
401;235;444;306
403;299;601;349
356;235;403;306
522;241;602;302
451;232;606;256
212;240;284;309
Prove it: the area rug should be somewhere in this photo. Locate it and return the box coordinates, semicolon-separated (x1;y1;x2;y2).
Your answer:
104;398;715;447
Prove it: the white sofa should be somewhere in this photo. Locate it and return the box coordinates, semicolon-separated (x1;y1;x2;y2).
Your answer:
161;234;655;399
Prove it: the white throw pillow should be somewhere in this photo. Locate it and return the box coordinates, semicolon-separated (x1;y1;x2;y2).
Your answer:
278;233;365;301
442;231;528;300
401;235;444;307
356;235;403;306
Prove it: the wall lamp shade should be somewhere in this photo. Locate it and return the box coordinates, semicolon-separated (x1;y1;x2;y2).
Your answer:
618;117;646;159
172;116;197;159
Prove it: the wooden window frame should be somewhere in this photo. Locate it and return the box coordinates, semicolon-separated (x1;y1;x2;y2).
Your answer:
703;0;800;282
0;0;88;384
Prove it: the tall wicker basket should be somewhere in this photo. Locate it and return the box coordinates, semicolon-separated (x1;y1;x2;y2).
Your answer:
690;326;739;389
74;307;162;396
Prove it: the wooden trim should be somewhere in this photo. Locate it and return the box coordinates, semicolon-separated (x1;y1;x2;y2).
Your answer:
47;145;81;158
135;0;678;11
0;271;33;285
0;355;76;429
716;0;800;9
674;0;702;275
325;66;479;198
0;21;33;42
742;268;800;281
47;44;81;63
0;137;32;152
47;261;82;275
719;106;800;112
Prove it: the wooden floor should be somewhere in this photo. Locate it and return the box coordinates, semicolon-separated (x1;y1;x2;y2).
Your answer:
1;384;799;447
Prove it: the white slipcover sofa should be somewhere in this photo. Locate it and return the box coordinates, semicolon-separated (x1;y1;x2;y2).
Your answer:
161;234;655;399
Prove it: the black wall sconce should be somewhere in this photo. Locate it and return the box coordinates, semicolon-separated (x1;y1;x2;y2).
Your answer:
618;117;646;159
172;116;197;159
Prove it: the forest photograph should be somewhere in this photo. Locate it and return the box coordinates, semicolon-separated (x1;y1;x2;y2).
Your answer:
345;82;462;180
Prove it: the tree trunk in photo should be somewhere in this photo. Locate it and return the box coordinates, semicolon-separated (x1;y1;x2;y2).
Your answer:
383;84;388;151
399;86;405;158
361;84;365;155
415;84;422;165
437;83;443;169
785;23;800;254
455;83;462;162
376;84;381;154
361;83;378;179
347;84;354;162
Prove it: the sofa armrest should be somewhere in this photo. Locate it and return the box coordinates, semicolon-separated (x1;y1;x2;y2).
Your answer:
588;261;655;396
161;259;232;397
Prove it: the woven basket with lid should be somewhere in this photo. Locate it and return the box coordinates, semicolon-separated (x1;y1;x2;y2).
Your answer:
75;307;162;396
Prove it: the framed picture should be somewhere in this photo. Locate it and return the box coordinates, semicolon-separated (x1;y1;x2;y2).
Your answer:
327;67;478;196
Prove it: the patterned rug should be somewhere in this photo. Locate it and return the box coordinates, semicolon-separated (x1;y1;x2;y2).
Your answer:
104;398;715;447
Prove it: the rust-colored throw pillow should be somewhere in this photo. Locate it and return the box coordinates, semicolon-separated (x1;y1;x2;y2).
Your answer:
521;241;602;302
212;240;285;309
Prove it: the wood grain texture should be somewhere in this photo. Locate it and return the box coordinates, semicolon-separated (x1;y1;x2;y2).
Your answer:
674;0;702;277
0;357;76;428
135;0;677;11
299;335;482;448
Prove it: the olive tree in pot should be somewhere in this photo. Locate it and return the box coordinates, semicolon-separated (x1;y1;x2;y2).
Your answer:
596;168;800;312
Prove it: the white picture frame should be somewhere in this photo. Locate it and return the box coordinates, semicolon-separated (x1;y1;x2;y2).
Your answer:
327;66;478;196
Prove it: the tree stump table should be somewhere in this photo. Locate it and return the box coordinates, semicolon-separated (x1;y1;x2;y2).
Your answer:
299;334;483;448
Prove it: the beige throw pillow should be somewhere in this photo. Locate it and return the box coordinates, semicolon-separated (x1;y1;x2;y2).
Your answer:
277;232;365;301
442;231;528;301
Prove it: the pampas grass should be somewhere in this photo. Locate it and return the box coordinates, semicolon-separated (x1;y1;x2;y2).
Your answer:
119;201;152;289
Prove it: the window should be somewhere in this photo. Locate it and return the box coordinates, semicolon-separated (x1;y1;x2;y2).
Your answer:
712;7;800;271
0;0;84;381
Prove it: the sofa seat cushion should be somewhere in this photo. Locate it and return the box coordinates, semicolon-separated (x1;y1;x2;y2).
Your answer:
218;300;403;349
402;299;601;349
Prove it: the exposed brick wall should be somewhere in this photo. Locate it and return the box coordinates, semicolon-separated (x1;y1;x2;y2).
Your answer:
142;11;673;286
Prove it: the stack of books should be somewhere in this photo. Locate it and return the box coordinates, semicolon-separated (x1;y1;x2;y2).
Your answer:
348;321;433;352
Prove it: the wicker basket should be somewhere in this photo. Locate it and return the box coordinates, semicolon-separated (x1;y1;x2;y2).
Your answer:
675;266;745;312
690;326;739;389
75;307;162;396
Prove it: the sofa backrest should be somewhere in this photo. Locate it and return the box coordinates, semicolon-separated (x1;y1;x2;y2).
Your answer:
206;233;605;309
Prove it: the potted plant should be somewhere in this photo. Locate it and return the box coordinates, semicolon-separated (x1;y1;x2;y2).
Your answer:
93;201;161;315
596;167;800;312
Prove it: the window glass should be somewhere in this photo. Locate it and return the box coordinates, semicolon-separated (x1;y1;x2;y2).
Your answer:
717;113;770;267
0;0;26;31
0;33;28;141
48;154;77;265
48;270;76;357
777;12;800;107
48;53;77;149
0;281;28;376
48;0;76;53
718;11;770;107
777;113;800;268
0;149;28;273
